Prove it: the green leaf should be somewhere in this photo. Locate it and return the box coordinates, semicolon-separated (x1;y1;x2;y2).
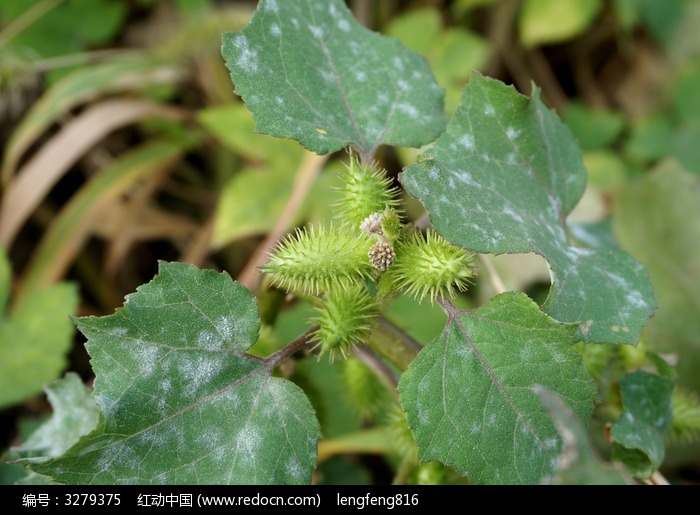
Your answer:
624;115;674;165
583;151;628;191
384;8;442;55
452;0;499;17
640;0;685;47
569;220;619;251
673;122;700;174
0;250;79;409
30;262;320;484
401;73;655;344
0;0;127;60
611;370;675;478
538;388;633;484
672;62;700;124
386;9;488;113
398;292;596;484
213;166;295;247
562;103;624;152
613;164;700;350
519;0;603;48
198;103;303;165
14;373;99;461
221;0;446;158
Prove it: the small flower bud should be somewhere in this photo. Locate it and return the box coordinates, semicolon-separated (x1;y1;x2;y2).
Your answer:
368;241;396;271
360;212;384;235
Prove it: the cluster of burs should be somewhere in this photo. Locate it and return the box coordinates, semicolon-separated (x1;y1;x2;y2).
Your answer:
261;154;477;360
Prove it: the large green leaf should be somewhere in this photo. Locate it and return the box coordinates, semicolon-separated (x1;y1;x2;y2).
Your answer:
611;370;675;478
221;0;446;158
613;164;700;350
0;250;78;409
538;389;632;485
398;292;596;484
401;73;655;344
29;262;320;484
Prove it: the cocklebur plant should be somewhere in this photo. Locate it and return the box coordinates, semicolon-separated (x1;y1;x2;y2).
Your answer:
261;153;476;360
13;0;674;485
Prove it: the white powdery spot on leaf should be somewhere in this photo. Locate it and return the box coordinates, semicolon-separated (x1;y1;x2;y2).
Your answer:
503;207;523;223
269;24;281;37
232;35;259;74
337;19;350;32
544;437;559;450
459;135;474;150
417;405;430;426
108;327;129;337
159;379;172;394
265;0;278;12
392;56;405;70
456;171;479;188
96;444;125;472
397;103;419;117
135;345;160;376
217;314;236;345
308;24;324;39
625;291;647;309
397;79;410;91
285;457;303;480
196;330;220;350
318;69;334;83
519;346;534;361
455;345;473;358
178;355;223;397
506;126;521;140
237;424;263;459
137;429;166;447
196;427;225;450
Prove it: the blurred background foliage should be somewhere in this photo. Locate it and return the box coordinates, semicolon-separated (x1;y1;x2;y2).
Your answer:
1;0;699;484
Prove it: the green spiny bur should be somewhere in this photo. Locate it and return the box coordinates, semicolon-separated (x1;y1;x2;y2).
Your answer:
262;225;373;296
334;155;400;227
381;229;476;303
311;286;377;361
668;388;700;445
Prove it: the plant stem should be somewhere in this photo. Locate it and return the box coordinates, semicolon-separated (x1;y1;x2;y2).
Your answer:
367;316;421;371
392;454;415;485
237;152;327;292
355;346;399;392
264;326;317;371
645;470;670;485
